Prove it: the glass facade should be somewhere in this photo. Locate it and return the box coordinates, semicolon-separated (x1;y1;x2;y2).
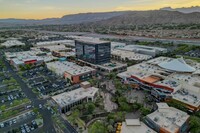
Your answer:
75;40;111;64
76;43;84;58
97;44;111;64
84;45;96;64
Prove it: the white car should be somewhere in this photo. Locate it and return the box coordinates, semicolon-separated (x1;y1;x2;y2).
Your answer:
9;121;12;125
0;123;4;128
13;119;17;124
39;104;42;109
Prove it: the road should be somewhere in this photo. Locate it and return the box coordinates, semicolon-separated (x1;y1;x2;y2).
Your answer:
21;29;200;46
0;52;77;133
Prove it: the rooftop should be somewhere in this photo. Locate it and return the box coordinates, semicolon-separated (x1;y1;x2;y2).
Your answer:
5;49;56;64
52;87;99;107
38;44;71;52
117;57;200;103
158;57;196;72
75;38;110;45
1;39;25;47
119;45;167;51
112;49;152;61
46;61;95;76
36;40;75;47
172;85;200;108
121;120;156;133
97;61;127;71
111;42;126;49
147;103;190;133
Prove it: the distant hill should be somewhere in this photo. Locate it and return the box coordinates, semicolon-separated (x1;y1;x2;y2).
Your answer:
0;10;200;28
0;12;128;27
160;6;200;13
94;10;200;26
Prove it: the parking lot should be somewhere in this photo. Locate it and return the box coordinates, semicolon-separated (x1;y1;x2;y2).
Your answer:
0;111;39;133
19;66;79;96
184;49;200;58
0;90;26;107
0;58;43;133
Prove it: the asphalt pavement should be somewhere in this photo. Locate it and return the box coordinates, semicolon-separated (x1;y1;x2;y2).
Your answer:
0;53;77;133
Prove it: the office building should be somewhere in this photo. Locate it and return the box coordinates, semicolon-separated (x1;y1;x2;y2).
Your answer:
75;39;111;64
46;61;96;83
118;45;167;57
145;103;190;133
52;83;99;113
112;49;152;61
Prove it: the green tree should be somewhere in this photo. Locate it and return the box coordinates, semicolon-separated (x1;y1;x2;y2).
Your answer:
139;107;151;116
33;108;39;114
87;114;93;121
107;125;114;133
132;102;142;111
107;72;117;80
189;116;200;133
89;79;98;86
0;105;6;111
86;102;96;114
108;119;115;125
88;121;108;133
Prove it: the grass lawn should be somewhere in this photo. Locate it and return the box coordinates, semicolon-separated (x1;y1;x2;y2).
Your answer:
35;118;43;127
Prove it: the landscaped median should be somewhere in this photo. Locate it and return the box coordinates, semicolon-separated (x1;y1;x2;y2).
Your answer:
52;115;67;131
0;98;31;121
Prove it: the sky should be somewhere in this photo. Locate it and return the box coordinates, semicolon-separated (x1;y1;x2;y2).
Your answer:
0;0;200;19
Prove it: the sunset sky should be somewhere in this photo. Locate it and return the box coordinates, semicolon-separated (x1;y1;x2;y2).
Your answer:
0;0;200;19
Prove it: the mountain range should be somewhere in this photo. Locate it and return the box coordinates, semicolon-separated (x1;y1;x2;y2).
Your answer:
160;6;200;13
0;6;200;28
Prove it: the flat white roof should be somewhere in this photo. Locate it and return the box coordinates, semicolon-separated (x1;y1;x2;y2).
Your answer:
147;103;190;133
112;49;152;61
5;50;46;65
52;87;98;107
38;44;71;52
125;119;141;126
46;61;95;76
172;84;200;108
119;45;167;52
36;40;75;47
122;121;156;133
1;39;25;47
